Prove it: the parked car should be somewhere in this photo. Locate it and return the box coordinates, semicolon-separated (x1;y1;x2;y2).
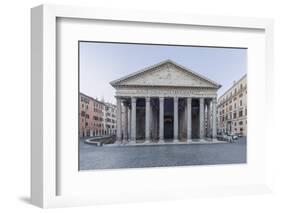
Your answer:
236;133;244;137
229;133;238;140
217;133;233;142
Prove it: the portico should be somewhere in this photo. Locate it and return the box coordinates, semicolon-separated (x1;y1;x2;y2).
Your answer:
110;60;221;144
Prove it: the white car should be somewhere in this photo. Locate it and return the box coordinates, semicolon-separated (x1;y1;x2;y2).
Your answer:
217;133;233;142
231;134;238;140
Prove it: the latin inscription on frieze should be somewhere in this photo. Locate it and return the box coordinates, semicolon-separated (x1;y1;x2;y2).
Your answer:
116;87;216;97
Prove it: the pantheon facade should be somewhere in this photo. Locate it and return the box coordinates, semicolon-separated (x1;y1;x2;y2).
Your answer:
110;60;221;144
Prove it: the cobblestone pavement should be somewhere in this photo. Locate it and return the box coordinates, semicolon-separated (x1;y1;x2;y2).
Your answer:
79;137;246;170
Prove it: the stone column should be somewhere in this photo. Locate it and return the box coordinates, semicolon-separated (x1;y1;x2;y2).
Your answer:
150;101;153;140
183;101;187;139
123;103;128;142
145;97;151;143
116;97;122;143
207;100;211;137
173;97;179;142
128;106;131;140
159;97;164;143
187;98;192;140
199;98;205;139
212;98;217;139
131;97;137;142
153;103;158;140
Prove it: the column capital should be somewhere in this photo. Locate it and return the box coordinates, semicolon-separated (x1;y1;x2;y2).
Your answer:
145;96;150;102
131;97;137;103
174;97;179;102
159;97;164;102
212;97;217;103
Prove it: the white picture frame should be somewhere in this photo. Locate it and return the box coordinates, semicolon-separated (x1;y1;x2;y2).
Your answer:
31;4;274;208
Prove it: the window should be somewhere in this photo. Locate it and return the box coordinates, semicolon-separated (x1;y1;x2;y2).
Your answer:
240;100;242;106
239;121;243;125
234;103;236;109
245;108;247;116
233;112;237;119
239;110;243;117
85;122;88;126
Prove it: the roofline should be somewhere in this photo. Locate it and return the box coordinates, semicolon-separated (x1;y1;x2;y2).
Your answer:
169;60;221;88
110;59;171;86
79;92;106;105
110;59;221;88
218;74;247;100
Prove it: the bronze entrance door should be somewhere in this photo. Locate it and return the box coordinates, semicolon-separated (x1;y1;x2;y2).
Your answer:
164;115;173;139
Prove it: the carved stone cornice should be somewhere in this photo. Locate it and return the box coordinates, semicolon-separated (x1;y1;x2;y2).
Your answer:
116;86;217;98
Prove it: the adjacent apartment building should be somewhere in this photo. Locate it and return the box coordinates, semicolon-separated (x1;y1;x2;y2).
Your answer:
79;93;117;138
217;74;247;136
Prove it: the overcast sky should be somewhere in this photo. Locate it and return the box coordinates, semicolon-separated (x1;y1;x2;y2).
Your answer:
79;42;247;104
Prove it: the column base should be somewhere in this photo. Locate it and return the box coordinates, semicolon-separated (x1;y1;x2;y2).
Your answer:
186;138;192;143
199;138;206;142
144;140;150;144
158;139;165;144
115;140;122;145
173;139;179;143
122;139;129;144
128;139;136;144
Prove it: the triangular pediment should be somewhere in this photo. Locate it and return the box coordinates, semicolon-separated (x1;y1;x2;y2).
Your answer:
110;60;221;89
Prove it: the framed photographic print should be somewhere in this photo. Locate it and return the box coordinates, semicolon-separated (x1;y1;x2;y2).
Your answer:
31;4;274;208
